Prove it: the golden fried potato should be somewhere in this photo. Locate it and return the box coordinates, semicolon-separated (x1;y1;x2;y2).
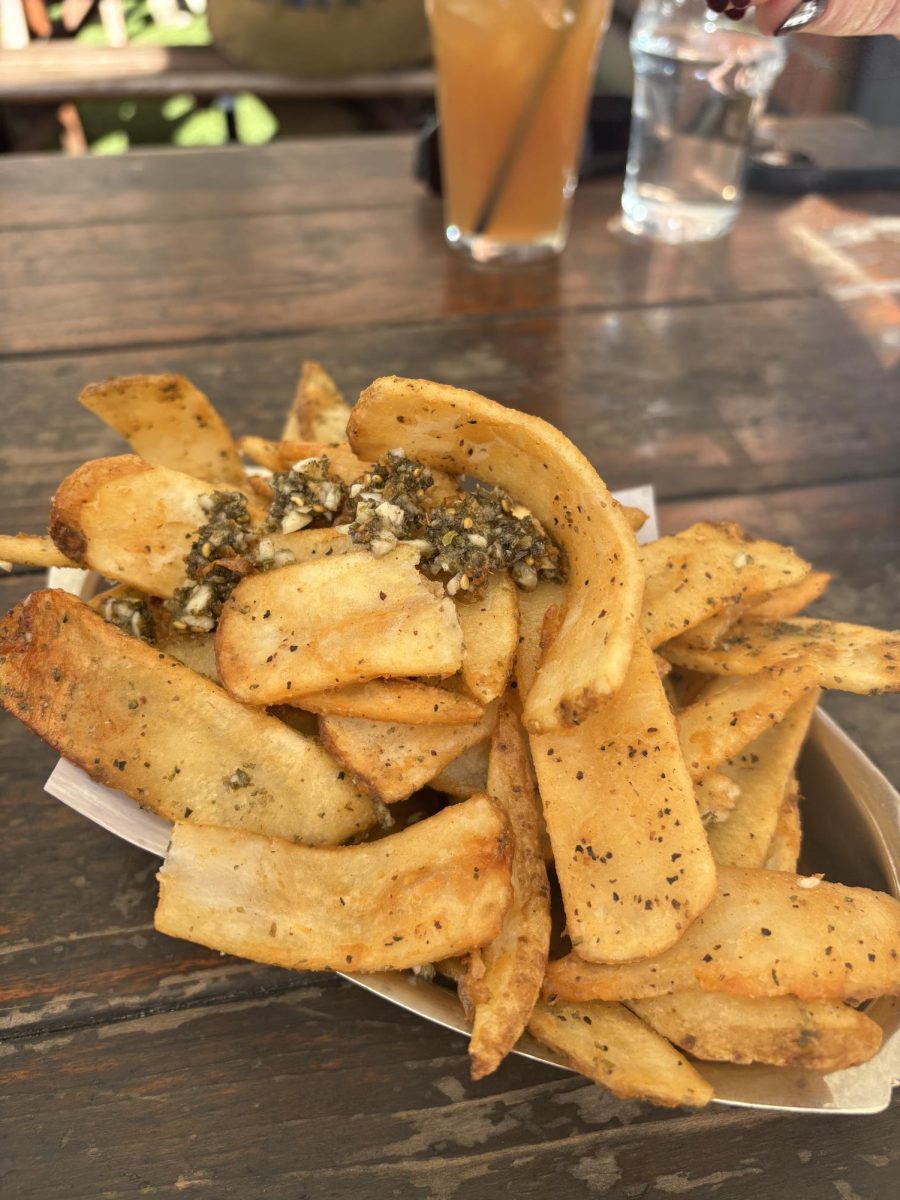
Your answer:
641;523;811;649
527;1000;713;1108
460;703;550;1079
0;533;78;570
545;866;900;1003
80;374;247;488
216;545;463;703
708;690;819;868
283;360;353;443
456;573;519;704
49;455;247;598
155;792;512;972
0;590;375;844
764;778;803;872
297;679;483;725
531;634;717;964
239;436;368;484
663;617;900;695
319;701;498;803
348;377;642;733
677;665;819;780
630;991;882;1072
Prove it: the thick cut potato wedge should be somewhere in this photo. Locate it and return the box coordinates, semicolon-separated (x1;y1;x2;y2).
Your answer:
297;679;483;725
79;374;247;488
347;377;643;733
677;666;819;780
0;590;375;844
708;690;819;868
527;1000;713;1108
630;991;882;1072
456;573;519;704
531;634;717;964
283;360;353;443
686;571;833;649
239;436;369;484
764;778;803;872
430;740;490;799
460;703;551;1079
640;523;811;649
155;792;512;972
544;866;900;1003
0;533;78;570
514;579;566;700
320;701;498;803
747;571;831;621
49;455;242;598
216;545;463;703
663;617;900;695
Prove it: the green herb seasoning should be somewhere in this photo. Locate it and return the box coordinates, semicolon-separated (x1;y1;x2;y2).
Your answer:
100;592;156;642
265;456;347;534
169;491;257;633
349;451;434;556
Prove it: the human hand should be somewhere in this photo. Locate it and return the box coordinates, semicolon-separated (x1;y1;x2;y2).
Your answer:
711;0;900;36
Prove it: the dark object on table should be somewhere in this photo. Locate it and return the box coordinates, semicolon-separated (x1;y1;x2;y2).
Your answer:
748;115;900;195
415;95;631;197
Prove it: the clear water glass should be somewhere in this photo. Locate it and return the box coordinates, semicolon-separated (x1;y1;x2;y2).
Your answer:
621;0;787;243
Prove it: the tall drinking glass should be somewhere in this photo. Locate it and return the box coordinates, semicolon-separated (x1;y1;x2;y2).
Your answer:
426;0;613;265
621;0;787;243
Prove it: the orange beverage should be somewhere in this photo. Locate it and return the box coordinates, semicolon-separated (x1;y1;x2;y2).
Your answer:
426;0;612;263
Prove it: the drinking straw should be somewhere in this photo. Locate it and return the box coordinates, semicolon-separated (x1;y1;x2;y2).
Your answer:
473;0;585;237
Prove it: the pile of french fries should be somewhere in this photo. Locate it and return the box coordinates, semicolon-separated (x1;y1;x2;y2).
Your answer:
2;364;899;1111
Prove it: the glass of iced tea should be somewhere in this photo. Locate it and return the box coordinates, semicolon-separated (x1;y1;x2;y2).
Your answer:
426;0;612;264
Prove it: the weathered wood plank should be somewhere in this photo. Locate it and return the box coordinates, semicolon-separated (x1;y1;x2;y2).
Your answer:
0;136;418;231
2;295;897;536
0;184;824;356
1;989;897;1200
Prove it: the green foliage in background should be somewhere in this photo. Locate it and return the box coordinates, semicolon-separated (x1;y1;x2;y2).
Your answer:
45;0;279;152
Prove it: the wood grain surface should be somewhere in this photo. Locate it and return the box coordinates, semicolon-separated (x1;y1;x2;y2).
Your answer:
0;137;898;1200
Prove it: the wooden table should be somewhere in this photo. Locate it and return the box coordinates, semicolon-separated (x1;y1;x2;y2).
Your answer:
1;135;898;1199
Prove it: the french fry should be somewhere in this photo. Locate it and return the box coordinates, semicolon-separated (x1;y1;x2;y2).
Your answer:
0;533;78;570
514;579;566;699
619;504;648;534
296;679;484;726
677;666;819;780
531;634;717;964
0;590;375;844
527;1000;713;1108
685;571;833;649
49;455;252;597
456;573;519;704
640;523;811;649
663;617;900;695
764;778;803;872
79;374;247;488
430;740;490;799
155;792;513;973
630;991;882;1072
319;702;498;803
707;690;819;868
747;571;831;621
544;866;900;1003
283;360;353;443
460;703;551;1079
239;436;369;485
216;545;463;703
347;377;643;733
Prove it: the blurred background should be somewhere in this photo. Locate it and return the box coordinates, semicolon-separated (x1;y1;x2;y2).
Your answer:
0;0;898;155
